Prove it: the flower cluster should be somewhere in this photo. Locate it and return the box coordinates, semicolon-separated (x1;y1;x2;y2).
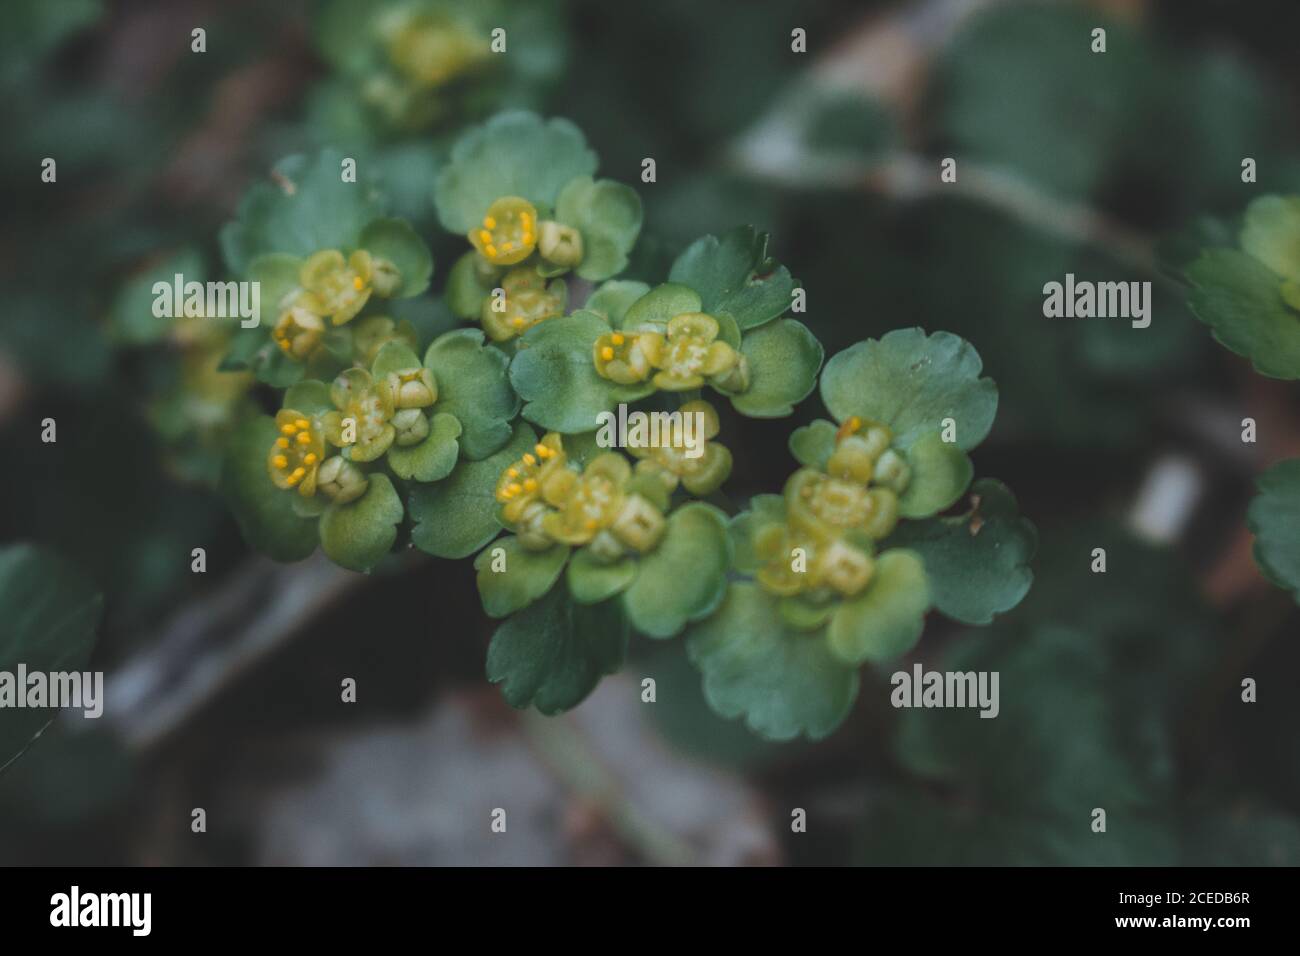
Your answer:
495;434;668;560
753;417;907;601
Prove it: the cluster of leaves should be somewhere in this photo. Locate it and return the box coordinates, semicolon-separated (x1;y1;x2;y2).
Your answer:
214;110;1034;739
1176;194;1300;605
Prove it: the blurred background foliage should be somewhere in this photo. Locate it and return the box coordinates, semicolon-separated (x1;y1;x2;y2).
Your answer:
3;0;1300;865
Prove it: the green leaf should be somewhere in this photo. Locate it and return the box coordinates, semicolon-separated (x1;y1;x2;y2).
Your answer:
1186;248;1300;380
386;412;461;482
585;280;651;327
820;328;998;451
1239;195;1300;284
826;549;930;664
109;248;207;345
220;149;387;277
446;251;490;319
554;175;643;281
315;476;400;572
0;545;103;772
486;587;628;714
219;416;319;562
319;473;403;573
897;430;973;518
358;217;433;298
510;310;651;432
566;547;637;604
410;422;536;559
788;419;838;470
424;328;520;459
686;582;858;741
622;503;731;638
668;227;796;330
621;283;701;331
728;495;786;573
728;318;822;417
1247;458;1300;602
371;339;422;378
475;537;570;618
886;479;1037;624
282;379;333;416
434;112;598;234
247;252;304;317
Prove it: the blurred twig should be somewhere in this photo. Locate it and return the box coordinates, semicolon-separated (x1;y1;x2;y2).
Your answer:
87;552;365;752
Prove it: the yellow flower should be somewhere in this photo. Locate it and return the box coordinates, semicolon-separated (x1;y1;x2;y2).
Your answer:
651;312;742;391
271;292;326;360
541;453;631;545
384;11;487;90
593;329;663;385
785;468;900;542
628;400;732;496
301;249;375;325
317;455;369;504
469;197;538;267
481;267;566;342
322;368;395;462
753;517;876;599
495;433;568;525
268;409;325;496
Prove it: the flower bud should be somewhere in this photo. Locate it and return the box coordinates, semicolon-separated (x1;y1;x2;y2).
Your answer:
317;455;369;504
537;220;584;268
392;408;430;446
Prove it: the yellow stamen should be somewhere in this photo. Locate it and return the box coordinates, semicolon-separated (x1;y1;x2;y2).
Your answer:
479;230;492;244
286;474;300;486
296;432;312;445
534;444;548;457
600;346;615;361
273;455;289;469
523;478;538;493
304;453;317;465
483;216;496;229
352;276;364;291
523;453;536;466
276;438;290;449
295;419;309;430
282;424;297;436
291;467;305;479
507;483;522;495
486;245;498;258
611;333;624;346
501;241;513;252
507;468;518;478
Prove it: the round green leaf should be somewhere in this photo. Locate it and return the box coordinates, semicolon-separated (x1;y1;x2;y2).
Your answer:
886;479;1037;625
475;537;570;618
668;226;796;330
410;422;536;559
220;149;387;277
282;379;333;416
1240;195;1300;284
0;544;103;772
827;549;931;665
728;319;822;418
554;175;643;281
623;502;732;638
621;283;701;332
820;328;998;451
566;547;637;604
434;112;598;234
1186;248;1300;380
1247;458;1300;602
358;217;433;298
386;412;462;483
685;582;859;741
486;587;628;715
219;416;319;562
370;339;422;378
446;251;490;319
585;280;651;327
788;419;838;470
319;473;404;573
897;430;974;518
247;252;304;317
510;310;651;433
728;495;786;574
424;328;520;459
